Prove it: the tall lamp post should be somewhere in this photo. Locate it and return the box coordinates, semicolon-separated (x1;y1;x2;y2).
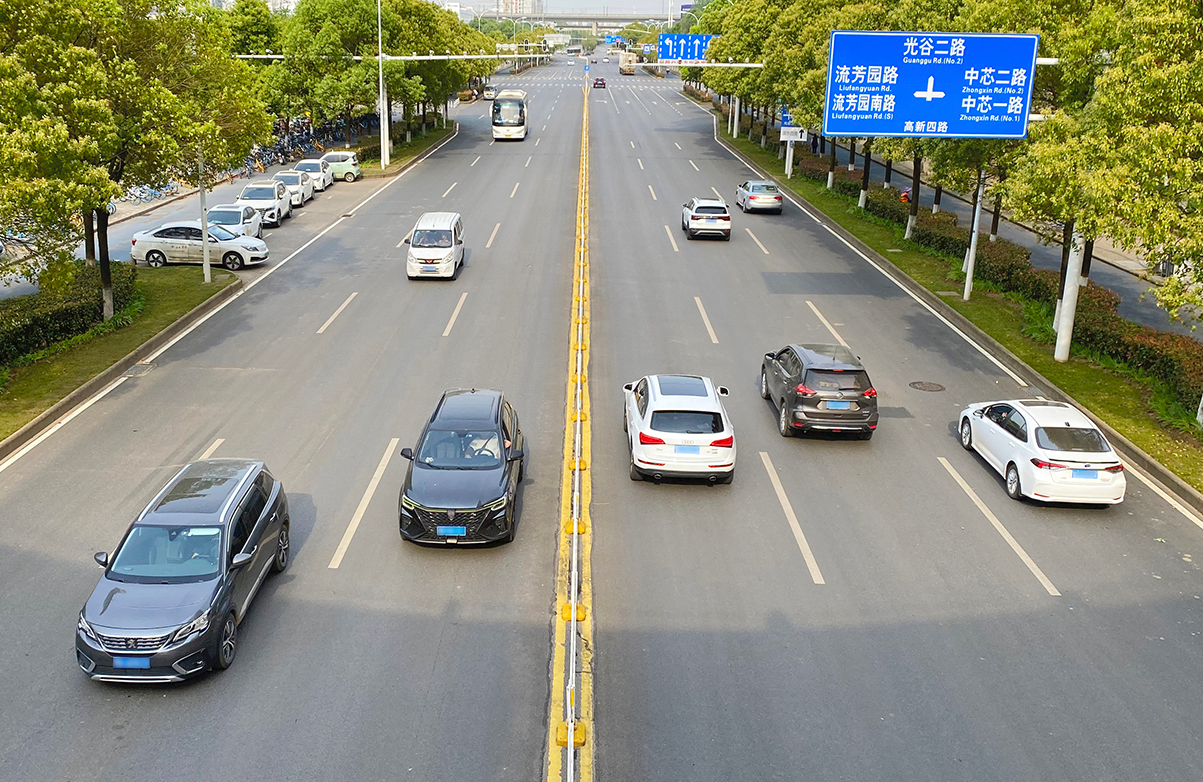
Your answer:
377;0;389;168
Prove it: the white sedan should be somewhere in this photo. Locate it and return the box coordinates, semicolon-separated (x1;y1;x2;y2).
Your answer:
131;220;268;271
206;204;263;238
272;170;315;206
294;159;334;191
958;399;1125;504
623;374;735;484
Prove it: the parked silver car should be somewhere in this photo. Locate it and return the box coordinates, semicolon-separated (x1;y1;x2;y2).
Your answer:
130;221;268;271
206;204;263;238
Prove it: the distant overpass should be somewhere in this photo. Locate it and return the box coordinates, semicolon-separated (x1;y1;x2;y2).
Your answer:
479;12;675;34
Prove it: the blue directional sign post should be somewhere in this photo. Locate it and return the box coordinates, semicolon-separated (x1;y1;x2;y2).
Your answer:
642;44;652;55
605;35;617;44
657;33;717;66
823;31;1039;139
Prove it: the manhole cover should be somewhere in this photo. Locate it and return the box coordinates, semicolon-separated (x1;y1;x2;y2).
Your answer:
123;363;155;377
909;381;945;392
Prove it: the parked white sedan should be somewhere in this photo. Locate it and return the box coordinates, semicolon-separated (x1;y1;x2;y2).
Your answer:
623;374;735;484
131;220;269;271
958;399;1125;504
272;170;315;206
206;204;263;238
294;159;334;191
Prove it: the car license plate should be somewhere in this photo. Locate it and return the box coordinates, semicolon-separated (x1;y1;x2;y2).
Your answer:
827;400;851;410
113;656;151;669
437;525;466;536
1072;469;1098;479
422;265;437;273
674;445;700;455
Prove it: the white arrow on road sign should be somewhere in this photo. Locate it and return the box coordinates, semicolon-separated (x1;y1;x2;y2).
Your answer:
914;76;946;102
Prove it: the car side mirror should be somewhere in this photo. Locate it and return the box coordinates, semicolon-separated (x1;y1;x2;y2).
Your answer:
623;383;634;392
231;552;253;569
764;352;774;360
972;409;984;418
717;386;730;396
507;452;523;462
94;552;108;568
400;447;414;460
456;238;463;245
403;237;410;244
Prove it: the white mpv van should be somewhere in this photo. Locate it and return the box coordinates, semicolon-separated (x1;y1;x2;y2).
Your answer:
405;212;464;279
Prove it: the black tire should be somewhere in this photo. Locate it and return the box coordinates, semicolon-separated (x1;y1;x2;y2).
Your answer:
759;368;770;400
723;232;731;241
858;430;874;441
145;250;166;268
778;402;792;437
717;471;734;485
222;252;244;271
959;418;974;451
344;171;355;183
686;230;695;240
629;457;643;481
1006;463;1023;500
212;613;237;670
271;522;289;573
738;200;745;212
623;411;628;432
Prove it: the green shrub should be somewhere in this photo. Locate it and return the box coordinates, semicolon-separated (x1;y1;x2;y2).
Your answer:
0;262;137;366
862;186;910;224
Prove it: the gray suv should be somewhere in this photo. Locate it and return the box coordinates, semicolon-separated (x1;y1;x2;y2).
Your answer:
76;459;289;682
760;344;879;439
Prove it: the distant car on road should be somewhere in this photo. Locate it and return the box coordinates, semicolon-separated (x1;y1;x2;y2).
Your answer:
404;211;465;279
294;158;334;191
590;58;597;63
131;221;268;271
206;204;263;239
272;170;315;206
736;180;784;214
398;389;526;544
320;150;362;182
483;85;497;100
624;374;735;484
235;180;291;227
681;197;731;240
602;57;610;62
959;399;1126;504
761;344;878;439
76;459;290;682
593;78;606;88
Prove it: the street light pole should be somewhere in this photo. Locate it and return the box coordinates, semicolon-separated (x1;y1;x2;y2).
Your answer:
377;0;390;169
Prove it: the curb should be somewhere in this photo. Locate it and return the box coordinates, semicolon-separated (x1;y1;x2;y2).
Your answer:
360;123;459;179
0;278;244;466
716;131;1203;518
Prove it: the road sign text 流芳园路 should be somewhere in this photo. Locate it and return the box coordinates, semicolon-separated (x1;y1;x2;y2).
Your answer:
823;31;1039;139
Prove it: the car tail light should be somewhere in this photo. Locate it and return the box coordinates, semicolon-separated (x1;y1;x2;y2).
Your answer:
1031;459;1067;470
795;384;817;397
863;387;877;398
716;214;730;221
130;238;136;247
710;436;733;448
639;431;665;445
1104;464;1124;473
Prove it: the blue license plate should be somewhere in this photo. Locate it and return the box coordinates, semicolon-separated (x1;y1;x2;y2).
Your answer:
113;656;151;669
437;525;467;536
422;265;437;273
1071;469;1098;479
827;400;851;410
674;445;700;455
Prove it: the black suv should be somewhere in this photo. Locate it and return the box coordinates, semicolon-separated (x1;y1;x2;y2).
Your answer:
760;344;879;439
76;460;289;682
398;389;526;544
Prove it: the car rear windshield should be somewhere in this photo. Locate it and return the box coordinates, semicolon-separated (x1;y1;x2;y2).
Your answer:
412;229;452;248
296;162;319;172
241;186;276;199
695;206;727;215
207;211;239;225
417;429;502;469
108;526;222;583
805;369;869;392
274;173;300;184
650;410;723;434
1035;426;1111;452
751;184;779;193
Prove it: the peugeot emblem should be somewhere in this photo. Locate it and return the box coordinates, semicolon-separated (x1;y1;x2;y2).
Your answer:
447;509;456;521
126;638;137;649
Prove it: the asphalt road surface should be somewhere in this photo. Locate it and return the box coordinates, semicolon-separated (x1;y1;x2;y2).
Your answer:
2;56;1203;782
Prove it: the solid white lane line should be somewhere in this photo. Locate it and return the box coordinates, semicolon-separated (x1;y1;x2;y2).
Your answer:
199;438;224;460
510;181;521;198
637;158;644;170
675;142;682;150
806;300;850;348
328;439;400;569
470;156;481;166
664;225;679;253
711;186;724;200
689;160;699;171
1123;462;1203;532
396;240;405;248
442;182;457;198
486;222;501;248
443;291;469;337
630;141;635;148
760;452;826;584
694;297;719;343
937;457;1060;596
648;185;657;201
526;156;532;167
317;292;358;334
745;228;770;255
0;376;129;476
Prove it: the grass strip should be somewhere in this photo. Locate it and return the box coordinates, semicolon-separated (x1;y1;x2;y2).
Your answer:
717;127;1203;494
0;267;236;441
357;125;456;177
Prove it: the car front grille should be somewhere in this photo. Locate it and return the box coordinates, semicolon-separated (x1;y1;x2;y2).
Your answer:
414;507;490;539
96;632;172;653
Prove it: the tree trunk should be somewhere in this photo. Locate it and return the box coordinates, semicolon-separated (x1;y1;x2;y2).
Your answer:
883;159;893;189
932;184;942;213
858;138;873;208
905;154;921;240
848;138;857;171
1054;219;1075;331
989;192;1002;241
963;167;981;271
345;111;354;146
83;209;96;267
97;209;114;320
760;106;768;148
827;136;837;189
1080;239;1094;285
819;135;826;154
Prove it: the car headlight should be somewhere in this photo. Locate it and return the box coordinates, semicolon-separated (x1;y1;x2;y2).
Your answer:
171;611;211;644
482;495;506;512
78;613;98;641
442;251;454;263
400;494;418;510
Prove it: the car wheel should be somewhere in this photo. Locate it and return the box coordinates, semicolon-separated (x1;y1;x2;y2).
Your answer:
345;172;355;183
778;403;792;437
759;369;770;399
717;471;734;485
271;522;290;573
960;418;974;451
723;232;731;241
774;209;783;215
858;430;874;441
222;252;244;271
256;226;263;239
629;455;643;481
623;410;628;432
213;613;237;670
686;230;695;240
1006;463;1022;500
145;250;166;268
738;199;745;212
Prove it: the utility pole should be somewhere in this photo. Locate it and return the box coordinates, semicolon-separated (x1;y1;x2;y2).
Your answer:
1055;230;1086;362
198;145;211;284
377;0;390;169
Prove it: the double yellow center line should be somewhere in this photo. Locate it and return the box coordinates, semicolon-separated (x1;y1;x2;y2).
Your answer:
546;84;594;782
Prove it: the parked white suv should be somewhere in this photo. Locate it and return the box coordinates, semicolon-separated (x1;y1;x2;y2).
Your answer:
235;180;291;227
623;374;736;484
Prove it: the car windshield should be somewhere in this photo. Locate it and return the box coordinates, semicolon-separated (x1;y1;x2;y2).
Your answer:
650;410;723;434
695;206;727;215
412;229;452;248
417;429;502;469
108;526;222;583
752;184;779;193
274;173;300;185
493;99;525;126
805;369;868;392
241;186;276;200
1035;426;1111;453
207;225;238;241
296;162;319;172
207;211;239;225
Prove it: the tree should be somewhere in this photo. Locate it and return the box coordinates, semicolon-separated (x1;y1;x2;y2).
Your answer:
227;0;281;56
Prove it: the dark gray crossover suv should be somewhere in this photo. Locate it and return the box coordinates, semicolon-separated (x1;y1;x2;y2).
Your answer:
760;344;879;439
76;460;289;683
398;388;525;544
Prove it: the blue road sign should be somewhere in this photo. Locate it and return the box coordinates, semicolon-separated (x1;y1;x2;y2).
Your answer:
643;44;652;55
605;35;617;44
584;65;590;73
657;33;716;65
823;31;1039;139
781;108;794;127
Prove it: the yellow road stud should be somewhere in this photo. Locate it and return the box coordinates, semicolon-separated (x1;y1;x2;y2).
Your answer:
560;603;587;621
